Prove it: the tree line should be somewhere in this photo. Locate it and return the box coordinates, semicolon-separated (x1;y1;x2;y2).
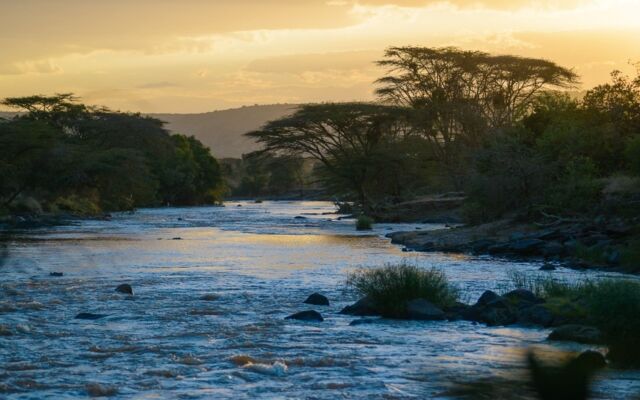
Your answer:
248;47;640;221
0;94;224;216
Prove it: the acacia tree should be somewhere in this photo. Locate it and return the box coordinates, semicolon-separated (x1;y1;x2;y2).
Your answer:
246;103;415;211
375;47;578;183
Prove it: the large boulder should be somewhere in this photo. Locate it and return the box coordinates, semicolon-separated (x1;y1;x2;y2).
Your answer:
507;239;545;255
303;293;330;306
517;304;555;327
475;290;501;307
548;325;604;344
405;299;445;320
464;291;517;326
340;296;379;316
285;310;324;322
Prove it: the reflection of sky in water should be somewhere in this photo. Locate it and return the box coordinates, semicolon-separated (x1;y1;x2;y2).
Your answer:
1;201;638;399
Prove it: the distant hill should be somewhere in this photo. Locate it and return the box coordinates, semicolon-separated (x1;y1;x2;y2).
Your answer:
152;104;299;158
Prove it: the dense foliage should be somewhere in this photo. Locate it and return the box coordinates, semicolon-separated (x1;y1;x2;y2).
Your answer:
0;94;224;215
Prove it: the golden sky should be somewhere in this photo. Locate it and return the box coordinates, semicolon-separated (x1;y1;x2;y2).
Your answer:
1;0;639;113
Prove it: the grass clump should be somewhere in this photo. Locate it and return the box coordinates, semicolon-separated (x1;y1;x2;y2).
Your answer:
585;279;640;367
346;263;458;318
355;215;373;230
507;270;640;366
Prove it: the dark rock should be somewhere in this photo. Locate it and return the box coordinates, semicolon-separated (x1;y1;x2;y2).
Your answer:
285;310;324;322
405;298;445;320
340;296;379;316
575;350;606;370
303;293;329;306
49;272;64;277
468;239;496;253
504;289;544;305
172;237;182;240
349;318;380;326
540;263;556;271
548;325;604;344
115;284;133;295
508;238;545;255
294;216;307;220
478;306;517;326
607;250;620;265
444;302;471;320
487;243;510;254
75;313;108;320
236;204;242;207
200;294;220;301
475;290;501;307
518;304;555;327
542;241;565;257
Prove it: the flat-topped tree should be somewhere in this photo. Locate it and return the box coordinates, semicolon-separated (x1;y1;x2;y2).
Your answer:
375;47;578;183
247;103;416;212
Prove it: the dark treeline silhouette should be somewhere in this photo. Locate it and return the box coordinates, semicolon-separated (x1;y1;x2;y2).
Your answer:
0;94;224;217
248;47;640;222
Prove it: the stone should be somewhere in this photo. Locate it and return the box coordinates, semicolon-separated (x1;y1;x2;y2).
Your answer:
504;289;544;305
518;304;555;327
548;325;604;344
285;310;324;322
200;294;220;301
303;293;329;306
542;241;565;257
405;298;445;320
49;272;64;277
575;350;606;370
507;239;545;255
540;263;556;271
475;290;501;307
75;313;108;320
115;284;133;295
340;296;379;316
294;216;307;220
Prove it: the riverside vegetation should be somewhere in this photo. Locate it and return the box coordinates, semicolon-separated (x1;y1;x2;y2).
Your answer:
248;47;640;271
342;263;640;368
0;94;224;224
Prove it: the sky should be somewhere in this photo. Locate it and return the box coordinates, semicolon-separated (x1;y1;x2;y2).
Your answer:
0;0;639;113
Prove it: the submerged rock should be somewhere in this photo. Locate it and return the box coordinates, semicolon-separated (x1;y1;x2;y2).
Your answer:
518;304;555;327
548;325;604;344
575;350;606;369
503;289;543;305
200;293;220;301
0;325;13;336
540;263;557;271
115;284;133;295
303;293;329;306
339;296;379;316
49;272;64;277
405;298;445;320
285;310;324;322
75;313;108;320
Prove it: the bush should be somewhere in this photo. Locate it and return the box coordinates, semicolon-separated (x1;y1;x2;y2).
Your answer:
346;263;459;317
506;270;585;298
356;215;373;230
620;238;640;272
625;135;640;176
586;279;640;366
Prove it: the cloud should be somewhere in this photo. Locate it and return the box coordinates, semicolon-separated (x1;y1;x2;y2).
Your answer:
355;0;590;9
0;59;63;76
137;81;177;89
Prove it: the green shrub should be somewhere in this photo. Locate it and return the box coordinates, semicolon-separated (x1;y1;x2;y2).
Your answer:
346;263;458;317
356;215;373;230
624;135;640;176
586;279;640;366
506;270;581;298
620;238;640;272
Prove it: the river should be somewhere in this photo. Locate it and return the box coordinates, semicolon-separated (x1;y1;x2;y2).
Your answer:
1;201;638;399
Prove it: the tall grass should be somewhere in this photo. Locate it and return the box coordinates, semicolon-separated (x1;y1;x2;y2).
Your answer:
355;215;373;230
506;270;640;366
346;262;459;318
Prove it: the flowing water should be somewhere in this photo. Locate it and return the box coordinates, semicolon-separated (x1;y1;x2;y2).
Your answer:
1;201;639;399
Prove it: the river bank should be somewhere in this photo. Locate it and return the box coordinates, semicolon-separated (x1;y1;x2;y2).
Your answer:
387;215;640;273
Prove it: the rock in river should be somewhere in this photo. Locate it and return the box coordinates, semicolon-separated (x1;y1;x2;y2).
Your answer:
285;310;324;322
49;272;64;277
548;324;604;344
115;284;133;295
303;293;330;306
340;296;379;316
405;298;445;320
